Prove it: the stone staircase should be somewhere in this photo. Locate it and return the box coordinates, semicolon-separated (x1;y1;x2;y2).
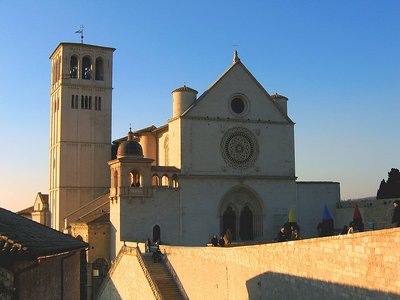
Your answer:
141;254;185;300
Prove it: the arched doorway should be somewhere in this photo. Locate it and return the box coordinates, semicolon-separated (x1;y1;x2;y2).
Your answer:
92;258;109;299
219;185;263;242
153;225;160;243
222;206;237;241
239;205;254;240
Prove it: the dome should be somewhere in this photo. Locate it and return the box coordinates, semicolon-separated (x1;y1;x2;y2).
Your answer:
171;85;198;94
117;130;143;158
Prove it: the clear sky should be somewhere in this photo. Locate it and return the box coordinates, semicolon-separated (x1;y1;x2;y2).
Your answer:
0;1;399;212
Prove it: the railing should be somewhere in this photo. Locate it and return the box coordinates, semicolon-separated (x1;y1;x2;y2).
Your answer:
118;186;154;197
163;252;189;300
136;246;163;300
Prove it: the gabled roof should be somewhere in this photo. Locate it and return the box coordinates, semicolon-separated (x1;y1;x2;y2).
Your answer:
17;206;34;216
35;192;49;205
0;207;87;260
64;193;110;225
33;192;49;211
71;212;110;225
181;58;294;124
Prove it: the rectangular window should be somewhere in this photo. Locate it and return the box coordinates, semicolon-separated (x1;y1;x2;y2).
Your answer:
71;95;74;108
98;97;102;111
89;96;92;110
81;96;84;109
95;96;98;110
75;95;78;109
85;96;88;109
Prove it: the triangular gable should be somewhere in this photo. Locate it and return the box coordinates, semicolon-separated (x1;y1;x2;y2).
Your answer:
182;59;293;124
33;192;49;212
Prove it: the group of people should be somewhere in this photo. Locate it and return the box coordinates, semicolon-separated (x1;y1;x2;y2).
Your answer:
341;219;364;235
274;222;301;242
145;238;163;263
210;229;232;247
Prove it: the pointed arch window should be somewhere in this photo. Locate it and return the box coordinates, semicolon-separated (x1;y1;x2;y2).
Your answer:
222;206;237;241
70;55;78;79
239;205;254;241
95;57;104;80
219;186;263;242
82;56;92;80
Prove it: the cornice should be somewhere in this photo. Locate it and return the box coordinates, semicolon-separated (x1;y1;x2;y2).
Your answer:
179;174;297;180
182;115;293;125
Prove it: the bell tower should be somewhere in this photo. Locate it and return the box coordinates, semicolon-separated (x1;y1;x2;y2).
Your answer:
49;42;115;230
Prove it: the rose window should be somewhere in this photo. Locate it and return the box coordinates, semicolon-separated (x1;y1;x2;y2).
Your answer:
221;128;258;168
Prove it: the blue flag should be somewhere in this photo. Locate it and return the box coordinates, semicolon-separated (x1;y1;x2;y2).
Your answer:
322;204;332;221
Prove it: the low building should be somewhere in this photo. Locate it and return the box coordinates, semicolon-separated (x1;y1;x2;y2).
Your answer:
0;207;87;300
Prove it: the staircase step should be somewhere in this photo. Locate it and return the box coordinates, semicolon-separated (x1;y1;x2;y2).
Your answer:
141;254;184;300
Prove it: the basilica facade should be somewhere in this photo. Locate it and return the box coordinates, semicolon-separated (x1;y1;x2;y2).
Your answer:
47;42;339;261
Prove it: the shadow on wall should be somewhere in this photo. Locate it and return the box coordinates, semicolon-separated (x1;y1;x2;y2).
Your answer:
246;272;399;300
97;278;122;300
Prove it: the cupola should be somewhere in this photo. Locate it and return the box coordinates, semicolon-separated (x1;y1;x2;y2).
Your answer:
116;130;143;158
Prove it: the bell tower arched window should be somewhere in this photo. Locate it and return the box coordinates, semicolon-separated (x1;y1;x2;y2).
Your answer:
70;55;78;79
130;170;141;187
82;56;92;80
95;57;104;80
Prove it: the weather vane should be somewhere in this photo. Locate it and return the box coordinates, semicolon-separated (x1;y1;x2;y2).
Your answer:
75;25;84;44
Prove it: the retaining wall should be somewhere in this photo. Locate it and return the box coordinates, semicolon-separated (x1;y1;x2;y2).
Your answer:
163;228;400;299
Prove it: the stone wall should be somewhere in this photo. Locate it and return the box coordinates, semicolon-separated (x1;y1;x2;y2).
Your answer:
336;197;396;230
15;250;81;300
162;228;400;299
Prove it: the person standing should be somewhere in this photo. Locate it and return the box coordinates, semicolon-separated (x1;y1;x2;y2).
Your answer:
392;200;400;227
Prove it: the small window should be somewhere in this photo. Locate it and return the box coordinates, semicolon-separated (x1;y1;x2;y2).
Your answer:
95;57;104;80
81;96;84;109
82;56;91;80
172;174;179;188
152;175;160;186
161;175;169;187
71;95;79;109
89;96;92;109
95;97;102;111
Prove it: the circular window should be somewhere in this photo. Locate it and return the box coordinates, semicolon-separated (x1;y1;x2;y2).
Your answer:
220;127;258;169
231;98;245;114
229;95;249;116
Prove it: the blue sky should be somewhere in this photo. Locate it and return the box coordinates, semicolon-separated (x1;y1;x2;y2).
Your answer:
0;1;399;211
